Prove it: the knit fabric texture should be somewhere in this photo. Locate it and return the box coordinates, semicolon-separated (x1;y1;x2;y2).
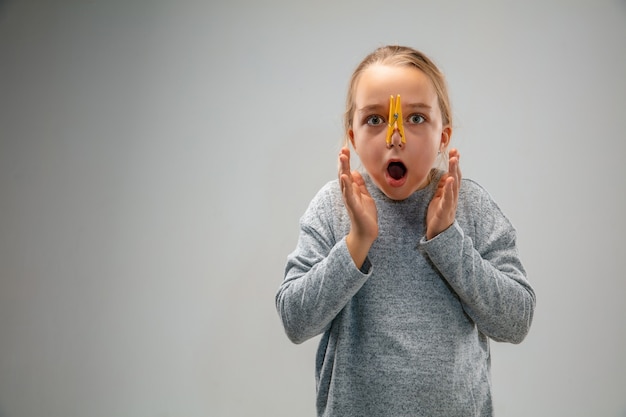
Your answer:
276;171;536;417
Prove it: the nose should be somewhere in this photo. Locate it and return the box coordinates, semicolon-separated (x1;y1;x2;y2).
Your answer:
387;126;404;149
385;95;405;149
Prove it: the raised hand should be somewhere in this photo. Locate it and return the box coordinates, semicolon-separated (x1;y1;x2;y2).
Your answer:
426;148;461;240
338;146;378;268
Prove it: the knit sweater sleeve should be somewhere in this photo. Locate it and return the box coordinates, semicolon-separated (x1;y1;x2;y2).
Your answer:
419;179;536;344
275;181;371;344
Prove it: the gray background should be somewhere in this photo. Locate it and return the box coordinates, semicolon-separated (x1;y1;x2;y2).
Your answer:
1;0;625;416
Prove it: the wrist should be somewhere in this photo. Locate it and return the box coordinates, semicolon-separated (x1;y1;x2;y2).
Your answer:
346;231;375;269
426;221;453;240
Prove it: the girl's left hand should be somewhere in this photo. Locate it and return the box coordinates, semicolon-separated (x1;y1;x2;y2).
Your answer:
426;148;461;240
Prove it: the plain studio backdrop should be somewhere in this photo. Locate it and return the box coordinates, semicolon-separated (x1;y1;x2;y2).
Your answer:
1;1;625;416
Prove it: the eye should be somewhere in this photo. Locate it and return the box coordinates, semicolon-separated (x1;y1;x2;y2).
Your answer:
408;114;426;124
366;115;385;126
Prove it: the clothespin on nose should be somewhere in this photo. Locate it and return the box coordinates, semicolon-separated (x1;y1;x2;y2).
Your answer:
386;95;406;147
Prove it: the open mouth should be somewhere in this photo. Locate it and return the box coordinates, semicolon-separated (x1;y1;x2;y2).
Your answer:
387;161;407;180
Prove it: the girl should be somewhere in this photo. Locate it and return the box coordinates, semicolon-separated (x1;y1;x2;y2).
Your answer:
276;45;535;417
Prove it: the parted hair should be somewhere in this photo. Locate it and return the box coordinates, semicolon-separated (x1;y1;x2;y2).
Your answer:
344;45;452;140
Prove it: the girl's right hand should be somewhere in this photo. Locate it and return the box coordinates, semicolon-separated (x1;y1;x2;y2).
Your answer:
338;147;378;269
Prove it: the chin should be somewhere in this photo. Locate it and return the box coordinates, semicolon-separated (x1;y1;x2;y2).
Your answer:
382;177;432;200
380;186;414;201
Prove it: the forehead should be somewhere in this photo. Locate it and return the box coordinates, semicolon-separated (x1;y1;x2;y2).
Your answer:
354;64;438;105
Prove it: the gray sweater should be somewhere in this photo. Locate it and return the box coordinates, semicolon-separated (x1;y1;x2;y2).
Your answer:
276;171;536;417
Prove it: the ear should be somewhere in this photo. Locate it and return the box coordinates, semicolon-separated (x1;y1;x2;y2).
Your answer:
348;129;356;149
440;125;452;149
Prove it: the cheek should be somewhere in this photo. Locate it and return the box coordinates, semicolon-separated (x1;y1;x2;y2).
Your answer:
409;138;440;164
354;144;376;162
413;127;442;150
414;151;436;167
353;129;386;149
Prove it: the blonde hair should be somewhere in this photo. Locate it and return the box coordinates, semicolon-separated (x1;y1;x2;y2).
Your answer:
344;45;452;145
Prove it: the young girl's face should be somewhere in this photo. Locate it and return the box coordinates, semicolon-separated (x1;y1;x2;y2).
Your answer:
349;64;451;200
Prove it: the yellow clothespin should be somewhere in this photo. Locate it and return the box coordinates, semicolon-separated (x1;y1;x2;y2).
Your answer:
386;95;406;147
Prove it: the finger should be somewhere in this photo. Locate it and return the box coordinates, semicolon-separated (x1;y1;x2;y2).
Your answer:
448;157;458;196
442;176;456;211
340;174;355;206
434;173;449;198
338;160;350;192
340;147;351;164
447;149;458;176
452;149;461;176
448;148;461;196
338;148;352;179
338;146;347;165
351;171;371;196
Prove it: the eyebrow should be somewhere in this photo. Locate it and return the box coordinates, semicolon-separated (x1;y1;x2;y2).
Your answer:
404;103;433;111
356;104;386;114
357;102;433;114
